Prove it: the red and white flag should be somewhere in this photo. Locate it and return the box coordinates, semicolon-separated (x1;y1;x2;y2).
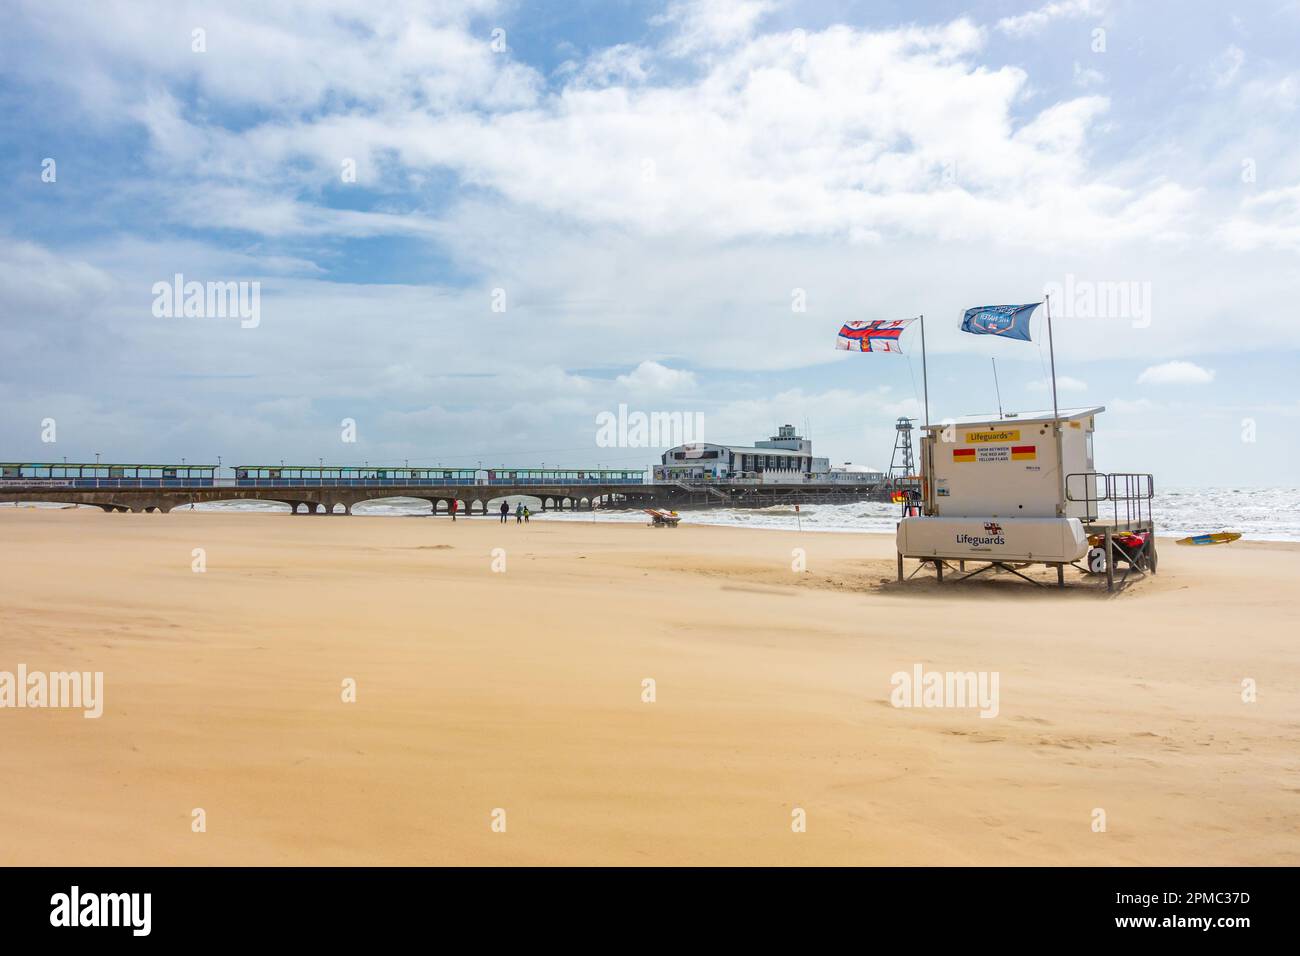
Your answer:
836;319;915;353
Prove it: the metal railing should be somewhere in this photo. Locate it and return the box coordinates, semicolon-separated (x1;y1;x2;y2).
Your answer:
1065;472;1155;527
0;477;648;489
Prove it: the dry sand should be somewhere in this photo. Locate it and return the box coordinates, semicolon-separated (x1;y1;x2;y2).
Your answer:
1;506;1297;866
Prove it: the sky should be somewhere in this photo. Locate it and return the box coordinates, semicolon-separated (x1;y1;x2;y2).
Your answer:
2;0;1298;484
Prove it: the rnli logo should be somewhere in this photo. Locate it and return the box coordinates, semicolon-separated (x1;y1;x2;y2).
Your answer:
983;521;1003;535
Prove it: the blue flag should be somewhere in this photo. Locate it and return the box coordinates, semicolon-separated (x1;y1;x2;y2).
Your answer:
960;303;1041;341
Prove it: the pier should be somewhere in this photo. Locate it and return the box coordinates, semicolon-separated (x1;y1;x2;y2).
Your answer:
0;462;889;514
0;477;643;515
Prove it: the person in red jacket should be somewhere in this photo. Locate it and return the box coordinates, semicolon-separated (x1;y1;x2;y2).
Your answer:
450;498;459;521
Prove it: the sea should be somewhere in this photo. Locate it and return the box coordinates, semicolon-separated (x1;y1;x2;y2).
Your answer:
110;486;1299;541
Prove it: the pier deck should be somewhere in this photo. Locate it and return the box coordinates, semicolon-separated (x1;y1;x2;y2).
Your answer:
0;478;888;515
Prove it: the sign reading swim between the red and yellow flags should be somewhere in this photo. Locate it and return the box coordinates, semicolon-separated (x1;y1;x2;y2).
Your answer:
953;445;1037;462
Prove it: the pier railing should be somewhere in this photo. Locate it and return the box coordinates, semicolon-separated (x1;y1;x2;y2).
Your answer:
0;477;646;490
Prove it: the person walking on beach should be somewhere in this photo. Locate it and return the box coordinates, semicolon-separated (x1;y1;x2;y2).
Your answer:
523;506;530;523
450;498;458;521
515;502;523;524
499;500;509;524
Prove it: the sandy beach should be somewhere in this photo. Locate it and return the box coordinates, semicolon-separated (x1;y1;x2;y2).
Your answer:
1;506;1297;866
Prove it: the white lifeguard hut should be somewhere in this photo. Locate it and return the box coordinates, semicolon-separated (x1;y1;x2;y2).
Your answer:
895;406;1156;590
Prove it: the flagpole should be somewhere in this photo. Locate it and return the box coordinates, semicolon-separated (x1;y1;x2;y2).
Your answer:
919;313;931;515
919;314;930;429
1045;294;1065;516
992;358;1004;419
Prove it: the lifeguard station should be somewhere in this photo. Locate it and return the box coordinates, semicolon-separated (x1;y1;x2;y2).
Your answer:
895;406;1155;591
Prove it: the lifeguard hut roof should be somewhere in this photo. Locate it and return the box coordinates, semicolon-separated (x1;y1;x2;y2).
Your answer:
919;405;1104;431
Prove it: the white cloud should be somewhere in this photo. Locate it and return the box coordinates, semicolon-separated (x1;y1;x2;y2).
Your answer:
1073;61;1104;87
1107;397;1157;414
561;44;652;87
1029;375;1088;392
615;360;697;392
997;0;1105;38
3;2;1209;253
1220;185;1300;251
1242;73;1300;111
98;15;1199;249
1212;45;1246;88
1137;361;1215;386
653;0;776;55
69;1;539;115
